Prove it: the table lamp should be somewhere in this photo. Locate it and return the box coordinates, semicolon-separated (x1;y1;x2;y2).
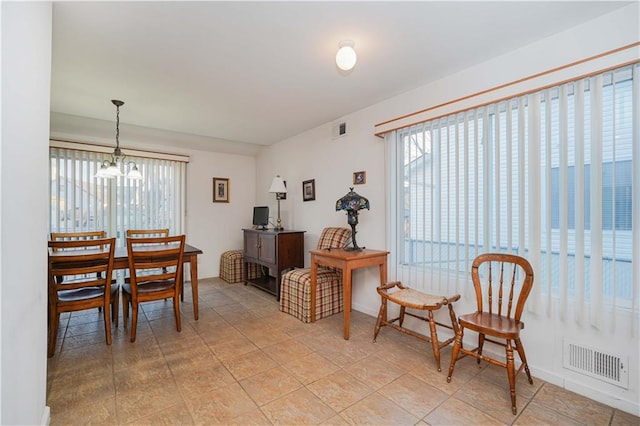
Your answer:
336;187;370;251
268;175;287;231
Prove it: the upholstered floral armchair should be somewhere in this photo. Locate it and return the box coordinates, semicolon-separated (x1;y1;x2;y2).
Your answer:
279;227;351;323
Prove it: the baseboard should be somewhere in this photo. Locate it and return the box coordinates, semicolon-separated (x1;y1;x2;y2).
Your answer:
41;405;51;425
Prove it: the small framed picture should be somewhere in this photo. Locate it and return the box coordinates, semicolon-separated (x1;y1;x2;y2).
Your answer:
213;177;229;203
302;179;315;202
277;180;287;200
353;171;366;185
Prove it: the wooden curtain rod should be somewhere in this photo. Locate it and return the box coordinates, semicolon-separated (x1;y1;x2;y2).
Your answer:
374;42;640;137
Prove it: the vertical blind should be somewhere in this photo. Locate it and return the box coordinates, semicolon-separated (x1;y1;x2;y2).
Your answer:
387;63;639;333
49;145;187;246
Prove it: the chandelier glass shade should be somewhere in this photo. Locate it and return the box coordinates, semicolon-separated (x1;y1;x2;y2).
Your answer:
95;100;142;180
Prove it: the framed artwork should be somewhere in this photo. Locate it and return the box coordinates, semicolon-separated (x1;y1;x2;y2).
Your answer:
277;180;287;200
212;177;229;203
302;179;315;202
353;170;366;185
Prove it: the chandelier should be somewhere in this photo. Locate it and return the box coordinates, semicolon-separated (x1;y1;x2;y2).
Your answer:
94;100;142;180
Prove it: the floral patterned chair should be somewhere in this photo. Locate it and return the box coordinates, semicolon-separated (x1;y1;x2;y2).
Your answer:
279;227;351;323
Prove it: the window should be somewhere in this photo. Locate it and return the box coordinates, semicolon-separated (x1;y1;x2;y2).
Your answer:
389;63;638;326
49;144;187;246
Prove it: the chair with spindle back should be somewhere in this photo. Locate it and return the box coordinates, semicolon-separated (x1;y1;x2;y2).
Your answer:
446;253;535;415
47;237;117;357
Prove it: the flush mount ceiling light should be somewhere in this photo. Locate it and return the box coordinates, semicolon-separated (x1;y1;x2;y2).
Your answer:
95;99;142;180
336;40;357;71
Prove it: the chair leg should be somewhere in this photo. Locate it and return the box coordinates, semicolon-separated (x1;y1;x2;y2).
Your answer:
173;296;181;332
373;298;387;342
506;339;517;415
121;292;129;329
427;310;441;371
103;300;112;346
447;326;464;382
515;337;533;385
47;312;60;358
130;302;138;342
112;296;119;328
477;333;485;365
399;306;406;327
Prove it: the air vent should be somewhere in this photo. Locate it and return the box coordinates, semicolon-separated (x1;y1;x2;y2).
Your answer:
332;121;347;139
563;339;628;389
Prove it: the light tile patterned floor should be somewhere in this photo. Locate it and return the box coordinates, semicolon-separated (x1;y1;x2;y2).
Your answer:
47;277;638;425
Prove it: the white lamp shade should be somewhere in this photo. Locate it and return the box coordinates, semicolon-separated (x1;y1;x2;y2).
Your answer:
336;41;357;71
268;175;287;193
127;165;143;180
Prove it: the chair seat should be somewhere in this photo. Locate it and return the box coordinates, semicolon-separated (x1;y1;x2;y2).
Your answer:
458;312;524;339
384;287;451;310
123;280;175;295
374;281;460;372
57;283;119;303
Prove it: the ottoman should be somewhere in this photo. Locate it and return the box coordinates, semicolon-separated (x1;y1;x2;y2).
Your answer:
220;250;260;283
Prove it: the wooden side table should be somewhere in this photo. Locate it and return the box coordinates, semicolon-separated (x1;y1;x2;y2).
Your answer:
309;248;389;340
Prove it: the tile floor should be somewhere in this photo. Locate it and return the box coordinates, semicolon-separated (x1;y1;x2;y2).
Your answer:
47;277;638;425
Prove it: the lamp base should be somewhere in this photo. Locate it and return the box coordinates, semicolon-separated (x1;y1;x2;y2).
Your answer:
273;226;284;231
344;246;365;252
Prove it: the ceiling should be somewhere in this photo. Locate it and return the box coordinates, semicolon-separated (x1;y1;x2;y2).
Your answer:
51;1;628;149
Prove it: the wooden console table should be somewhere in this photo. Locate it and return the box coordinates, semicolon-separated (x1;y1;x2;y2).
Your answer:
243;229;305;300
309;248;389;340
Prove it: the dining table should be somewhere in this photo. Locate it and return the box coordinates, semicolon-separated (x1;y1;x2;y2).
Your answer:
49;243;204;320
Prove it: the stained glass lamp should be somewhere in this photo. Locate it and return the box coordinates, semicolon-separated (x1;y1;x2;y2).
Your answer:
336;187;370;251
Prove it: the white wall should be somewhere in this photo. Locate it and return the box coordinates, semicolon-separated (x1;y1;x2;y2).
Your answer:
256;3;640;416
1;2;52;424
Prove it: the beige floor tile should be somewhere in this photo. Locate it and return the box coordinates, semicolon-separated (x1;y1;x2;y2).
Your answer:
239;366;302;406
307;370;374;412
186;382;258;424
343;354;406;390
173;358;237;397
339;392;419;425
424;397;506;425
220;348;278;381
611;409;640;425
531;383;614;425
47;371;115;408
261;388;336;425
125;402;194;425
116;381;183;423
453;372;530;423
514;400;583;425
262;337;313;365
378;373;449;419
49;396;118;426
208;336;258;361
281;351;341;384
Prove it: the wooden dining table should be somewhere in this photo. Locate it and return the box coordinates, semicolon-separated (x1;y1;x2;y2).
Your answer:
49;243;204;320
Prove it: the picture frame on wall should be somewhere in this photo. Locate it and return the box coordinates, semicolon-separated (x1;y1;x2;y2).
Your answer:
213;177;229;203
353;170;366;185
302;179;315;202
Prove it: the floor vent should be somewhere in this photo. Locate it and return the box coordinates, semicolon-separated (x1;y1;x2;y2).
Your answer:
563;339;628;389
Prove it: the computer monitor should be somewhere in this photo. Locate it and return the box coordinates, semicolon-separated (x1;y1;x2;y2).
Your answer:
252;206;269;230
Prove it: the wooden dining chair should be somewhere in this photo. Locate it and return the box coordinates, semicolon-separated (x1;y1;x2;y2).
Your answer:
47;237;117;357
126;228;170;238
50;230;106;249
122;234;185;342
446;253;535;415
